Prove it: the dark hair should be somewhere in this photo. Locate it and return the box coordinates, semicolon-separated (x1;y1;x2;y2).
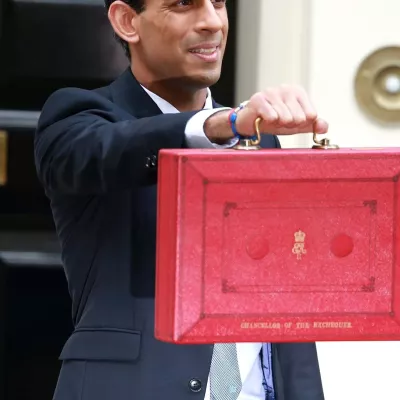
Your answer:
104;0;146;58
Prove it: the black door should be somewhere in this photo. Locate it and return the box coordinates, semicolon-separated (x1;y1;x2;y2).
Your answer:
0;1;238;398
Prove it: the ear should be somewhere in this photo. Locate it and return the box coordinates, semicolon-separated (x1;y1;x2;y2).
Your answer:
107;1;141;45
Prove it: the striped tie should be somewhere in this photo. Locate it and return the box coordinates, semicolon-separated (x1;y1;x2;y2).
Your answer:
210;343;242;400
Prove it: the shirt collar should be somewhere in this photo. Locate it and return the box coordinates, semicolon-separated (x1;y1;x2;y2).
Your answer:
140;85;213;113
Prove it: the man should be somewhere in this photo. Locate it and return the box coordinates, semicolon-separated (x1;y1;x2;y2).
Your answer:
34;0;327;399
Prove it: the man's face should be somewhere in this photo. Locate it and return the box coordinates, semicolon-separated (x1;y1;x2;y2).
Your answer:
133;0;229;89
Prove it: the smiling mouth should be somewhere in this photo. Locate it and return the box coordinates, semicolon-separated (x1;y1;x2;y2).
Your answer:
189;47;218;54
188;46;220;62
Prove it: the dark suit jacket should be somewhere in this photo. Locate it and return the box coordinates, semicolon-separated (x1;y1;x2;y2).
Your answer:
34;68;325;400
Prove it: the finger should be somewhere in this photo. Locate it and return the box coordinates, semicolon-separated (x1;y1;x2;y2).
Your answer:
255;97;309;133
262;90;294;126
296;91;318;121
273;118;329;135
313;118;329;134
249;92;279;123
266;100;295;127
234;99;278;136
283;97;307;127
256;100;279;124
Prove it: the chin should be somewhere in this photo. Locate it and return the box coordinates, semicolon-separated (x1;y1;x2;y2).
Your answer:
188;69;222;88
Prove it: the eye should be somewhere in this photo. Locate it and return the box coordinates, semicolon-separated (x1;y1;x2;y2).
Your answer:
176;0;192;6
212;0;227;5
175;0;226;6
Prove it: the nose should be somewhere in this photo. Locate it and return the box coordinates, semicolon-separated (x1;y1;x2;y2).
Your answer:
196;0;224;33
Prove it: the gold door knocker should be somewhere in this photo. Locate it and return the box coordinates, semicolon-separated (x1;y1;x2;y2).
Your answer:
354;46;400;124
0;131;8;186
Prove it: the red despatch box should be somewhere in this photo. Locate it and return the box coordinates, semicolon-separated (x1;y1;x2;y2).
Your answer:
155;146;400;344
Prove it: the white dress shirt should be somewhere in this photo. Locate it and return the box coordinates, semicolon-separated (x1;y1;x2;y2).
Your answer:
141;85;265;400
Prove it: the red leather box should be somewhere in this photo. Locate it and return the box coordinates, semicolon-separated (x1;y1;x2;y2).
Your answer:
155;146;400;344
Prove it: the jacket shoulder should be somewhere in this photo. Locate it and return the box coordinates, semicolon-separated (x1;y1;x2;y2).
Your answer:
37;86;118;132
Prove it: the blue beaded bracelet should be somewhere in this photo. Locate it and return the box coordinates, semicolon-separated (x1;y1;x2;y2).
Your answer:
229;108;241;138
229;102;257;140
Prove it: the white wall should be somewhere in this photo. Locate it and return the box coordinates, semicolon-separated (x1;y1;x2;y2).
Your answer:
235;1;400;399
309;0;400;148
235;0;312;148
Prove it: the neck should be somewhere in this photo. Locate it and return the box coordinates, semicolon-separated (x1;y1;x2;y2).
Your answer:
131;66;208;112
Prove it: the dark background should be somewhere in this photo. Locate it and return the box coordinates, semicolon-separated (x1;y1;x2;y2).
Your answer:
0;0;238;398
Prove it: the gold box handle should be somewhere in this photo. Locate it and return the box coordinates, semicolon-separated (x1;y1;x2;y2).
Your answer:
234;117;339;150
233;117;262;151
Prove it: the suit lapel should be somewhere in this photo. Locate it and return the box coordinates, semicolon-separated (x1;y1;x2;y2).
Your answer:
212;99;224;109
109;68;163;118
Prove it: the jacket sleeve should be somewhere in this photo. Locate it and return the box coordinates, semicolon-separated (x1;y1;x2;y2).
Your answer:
34;88;198;195
260;130;281;149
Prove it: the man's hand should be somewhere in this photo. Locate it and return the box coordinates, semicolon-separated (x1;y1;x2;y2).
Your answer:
204;85;328;143
236;85;328;136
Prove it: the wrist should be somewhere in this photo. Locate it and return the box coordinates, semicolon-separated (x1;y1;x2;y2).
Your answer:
204;109;234;144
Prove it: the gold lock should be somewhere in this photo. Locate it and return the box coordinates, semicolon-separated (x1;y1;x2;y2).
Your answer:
0;130;8;186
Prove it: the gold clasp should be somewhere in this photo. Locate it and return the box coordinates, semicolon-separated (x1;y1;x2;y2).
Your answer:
233;117;262;151
312;132;339;150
